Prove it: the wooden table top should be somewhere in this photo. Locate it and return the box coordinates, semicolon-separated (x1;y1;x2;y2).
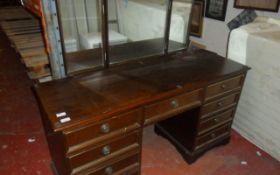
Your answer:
34;50;249;132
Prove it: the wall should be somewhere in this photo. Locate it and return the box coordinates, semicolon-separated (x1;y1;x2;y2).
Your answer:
190;0;280;56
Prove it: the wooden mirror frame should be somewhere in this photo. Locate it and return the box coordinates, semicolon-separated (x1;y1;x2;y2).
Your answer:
55;0;194;75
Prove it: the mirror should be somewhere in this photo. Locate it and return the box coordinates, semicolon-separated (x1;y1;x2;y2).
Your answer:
57;0;103;73
169;0;193;52
108;0;167;64
56;0;193;74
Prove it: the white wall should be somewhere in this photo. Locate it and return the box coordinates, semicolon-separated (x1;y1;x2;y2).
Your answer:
190;0;280;56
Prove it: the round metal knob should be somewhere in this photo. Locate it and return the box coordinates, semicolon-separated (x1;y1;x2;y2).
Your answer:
102;145;111;156
221;84;227;90
170;99;179;108
217;102;223;107
100;123;110;133
105;166;113;175
211;133;216;138
214;118;219;123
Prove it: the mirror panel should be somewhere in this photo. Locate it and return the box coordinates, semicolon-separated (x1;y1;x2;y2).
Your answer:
108;0;168;64
56;0;193;74
57;0;103;73
169;0;193;52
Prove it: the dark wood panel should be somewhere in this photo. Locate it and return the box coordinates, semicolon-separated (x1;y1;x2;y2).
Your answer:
201;93;240;117
144;89;202;125
205;75;243;101
34;49;250;173
67;131;140;170
197;109;235;135
64;109;142;150
35;50;249;132
194;123;231;150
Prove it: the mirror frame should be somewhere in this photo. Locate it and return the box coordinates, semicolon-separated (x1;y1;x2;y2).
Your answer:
55;0;194;75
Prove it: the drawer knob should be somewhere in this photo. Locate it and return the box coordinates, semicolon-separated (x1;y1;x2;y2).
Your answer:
217;102;223;107
170;99;179;108
221;84;227;90
214;118;220;123
211;133;216;138
105;166;113;175
100;123;110;133
102;145;111;156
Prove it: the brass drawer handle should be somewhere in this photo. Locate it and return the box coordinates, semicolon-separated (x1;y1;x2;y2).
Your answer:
100;123;110;133
170;99;179;108
214;118;220;123
217;102;223;107
221;84;227;90
211;133;216;138
102;145;111;156
105;166;113;175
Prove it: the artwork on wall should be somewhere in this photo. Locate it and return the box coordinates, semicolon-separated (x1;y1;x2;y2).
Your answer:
234;0;280;12
205;0;228;21
190;0;204;37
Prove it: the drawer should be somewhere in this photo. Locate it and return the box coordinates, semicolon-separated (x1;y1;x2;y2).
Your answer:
74;153;140;175
197;109;235;135
68;131;140;170
64;109;142;152
205;75;243;101
195;124;231;150
201;93;239;118
144;89;202;125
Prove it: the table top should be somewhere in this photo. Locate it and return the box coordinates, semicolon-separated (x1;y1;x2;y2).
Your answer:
34;50;249;132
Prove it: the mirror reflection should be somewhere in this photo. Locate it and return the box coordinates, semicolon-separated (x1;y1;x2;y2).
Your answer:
57;0;193;74
169;0;193;51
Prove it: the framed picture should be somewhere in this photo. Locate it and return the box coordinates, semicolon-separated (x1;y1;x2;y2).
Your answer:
205;0;228;21
190;0;204;37
234;0;280;12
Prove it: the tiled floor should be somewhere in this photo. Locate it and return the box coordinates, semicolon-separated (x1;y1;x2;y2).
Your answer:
0;31;280;175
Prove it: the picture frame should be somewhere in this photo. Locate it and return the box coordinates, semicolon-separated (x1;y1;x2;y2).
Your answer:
205;0;228;21
234;0;280;12
190;0;204;37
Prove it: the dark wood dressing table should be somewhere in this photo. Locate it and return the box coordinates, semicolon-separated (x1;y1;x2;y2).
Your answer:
34;50;249;175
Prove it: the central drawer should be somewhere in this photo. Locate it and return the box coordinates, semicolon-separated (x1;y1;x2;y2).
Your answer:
67;131;140;170
144;89;202;125
63;109;142;153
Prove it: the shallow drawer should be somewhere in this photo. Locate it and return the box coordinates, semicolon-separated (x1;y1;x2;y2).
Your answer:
195;123;231;150
75;153;140;175
144;89;202;125
197;109;235;135
205;75;243;101
201;93;239;118
68;131;140;170
64;109;142;152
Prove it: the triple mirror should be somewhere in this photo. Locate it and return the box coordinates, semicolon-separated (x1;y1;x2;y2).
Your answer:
56;0;193;74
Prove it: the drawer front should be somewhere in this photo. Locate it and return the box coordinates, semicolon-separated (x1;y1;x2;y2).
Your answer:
205;75;243;101
144;89;202;125
64;109;142;151
201;93;239;118
68;131;140;170
197;109;235;135
195;124;231;150
82;153;139;175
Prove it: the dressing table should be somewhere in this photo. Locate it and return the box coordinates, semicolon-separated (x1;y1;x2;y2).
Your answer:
34;49;249;175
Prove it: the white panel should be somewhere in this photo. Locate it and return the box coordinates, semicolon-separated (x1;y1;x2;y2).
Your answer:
229;18;280;161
